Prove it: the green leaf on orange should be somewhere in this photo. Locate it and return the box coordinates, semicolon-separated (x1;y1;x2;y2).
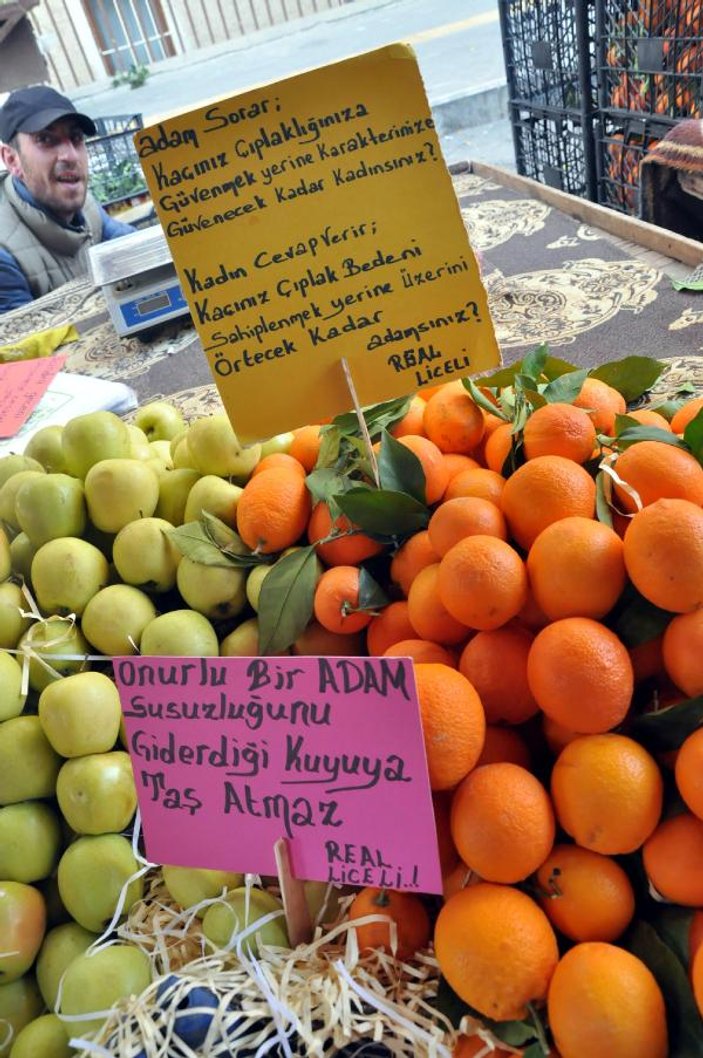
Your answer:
337;487;430;537
377;430;426;503
590;356;665;402
257;545;318;655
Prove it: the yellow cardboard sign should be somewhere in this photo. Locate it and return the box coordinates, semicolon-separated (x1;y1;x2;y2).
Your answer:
135;45;500;443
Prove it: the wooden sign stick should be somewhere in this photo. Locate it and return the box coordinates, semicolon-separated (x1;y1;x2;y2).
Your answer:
274;837;313;948
340;357;381;489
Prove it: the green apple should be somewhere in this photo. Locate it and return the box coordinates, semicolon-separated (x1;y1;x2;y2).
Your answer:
31;538;109;618
0;583;32;650
162;866;244;916
57;835;144;933
246;564;272;612
202;886;289;956
38;671;122;758
134;401;185;442
17;617;91;694
35;922;96;1009
15;474;86;547
84;459;159;534
155;467;200;526
220;616;261;656
8;1012;71;1058
81;584;156;656
61;411;131;479
169;426;188;460
23;426;67;474
0;651;24;721
0;716;62;804
0;802;62;882
183;475;243;528
0;471;45;531
56;752;136;835
148;439;173;469
126;424;151;461
176;557;247;621
112;516;181;592
0;882;46;983
58;943;151;1036
187;415;262;480
0;976;44;1058
0;453;44;489
260;431;294;457
172;435;198;470
140;609;219;656
0;527;9;583
8;534;36;586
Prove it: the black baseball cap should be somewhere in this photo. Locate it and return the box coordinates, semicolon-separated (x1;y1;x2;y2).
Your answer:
0;85;96;143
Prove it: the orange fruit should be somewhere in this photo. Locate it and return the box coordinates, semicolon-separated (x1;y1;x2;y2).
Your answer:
444;467;506;505
422;381;485;454
527;617;633;734
407;563;470;646
572;376;627;434
390;530;439;596
307;501;383;567
693;944;703;1019
522;402;597;464
459;625;538;725
443;861;477;901
675;727;703;819
542;715;583;757
428;496;507;556
396;434;449;505
643;812;703;906
547;942;668;1058
662;608;703;697
453;1035;512;1058
535;844;635;942
441;453;481;484
383;638;457;667
365;600;415;656
450;763;555;883
623;498;703;612
483;421;514;474
671;395;703;434
251;452;307;478
438;535;528;631
550;733;663;854
629;634;665;684
389;395;427;438
348;887;431;960
287;424;322;471
612;439;703;512
312;565;372;635
414;663;485;790
291;620;365;656
236;467;311;553
625;408;672;430
500;455;597;551
434;883;559;1021
476;724;532;769
433;791;460;875
527;517;626;621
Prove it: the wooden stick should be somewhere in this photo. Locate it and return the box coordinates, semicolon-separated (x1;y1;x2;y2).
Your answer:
274;837;313;948
340;356;380;488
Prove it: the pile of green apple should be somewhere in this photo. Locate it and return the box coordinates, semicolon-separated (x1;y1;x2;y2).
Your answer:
0;402;300;1056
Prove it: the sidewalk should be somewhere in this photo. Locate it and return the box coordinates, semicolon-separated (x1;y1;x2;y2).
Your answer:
71;0;515;171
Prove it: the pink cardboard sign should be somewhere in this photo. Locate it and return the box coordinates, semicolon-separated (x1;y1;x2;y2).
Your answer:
0;354;66;438
114;655;443;894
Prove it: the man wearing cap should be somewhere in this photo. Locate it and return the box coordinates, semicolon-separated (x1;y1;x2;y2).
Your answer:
0;84;134;314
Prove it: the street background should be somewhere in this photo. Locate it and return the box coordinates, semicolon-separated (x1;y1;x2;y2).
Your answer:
70;0;516;173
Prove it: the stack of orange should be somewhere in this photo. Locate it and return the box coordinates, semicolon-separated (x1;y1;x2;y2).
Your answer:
234;380;703;1057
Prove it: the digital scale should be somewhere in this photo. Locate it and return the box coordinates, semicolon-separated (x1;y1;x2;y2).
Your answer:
88;224;190;336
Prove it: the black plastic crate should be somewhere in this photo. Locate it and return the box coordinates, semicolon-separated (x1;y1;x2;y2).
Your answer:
595;112;676;213
596;0;703;120
511;103;594;197
499;0;596;111
86;113;148;210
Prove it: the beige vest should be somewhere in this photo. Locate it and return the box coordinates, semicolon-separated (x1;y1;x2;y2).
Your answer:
0;172;104;298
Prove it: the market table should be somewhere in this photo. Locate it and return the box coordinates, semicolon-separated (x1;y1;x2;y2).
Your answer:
1;162;702;422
